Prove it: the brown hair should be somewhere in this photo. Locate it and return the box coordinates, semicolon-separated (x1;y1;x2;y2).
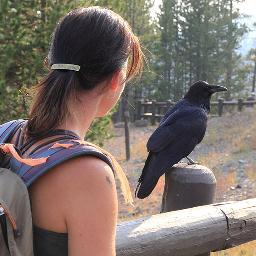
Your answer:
27;6;143;137
27;7;143;204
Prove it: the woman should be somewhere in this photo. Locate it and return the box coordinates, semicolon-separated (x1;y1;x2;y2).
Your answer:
10;6;143;256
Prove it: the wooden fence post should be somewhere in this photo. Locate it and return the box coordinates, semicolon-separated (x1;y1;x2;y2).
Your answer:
218;98;224;116
161;163;216;256
166;100;172;111
136;99;142;120
238;98;243;112
124;110;130;161
144;100;148;114
151;100;156;125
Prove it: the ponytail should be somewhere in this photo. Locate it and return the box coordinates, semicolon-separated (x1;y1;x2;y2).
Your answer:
27;70;78;137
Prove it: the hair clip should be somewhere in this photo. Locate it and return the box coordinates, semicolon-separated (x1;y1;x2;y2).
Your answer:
51;63;80;72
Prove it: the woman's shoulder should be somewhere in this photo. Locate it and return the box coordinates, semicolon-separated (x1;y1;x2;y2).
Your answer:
53;156;117;214
33;155;116;194
56;155;116;188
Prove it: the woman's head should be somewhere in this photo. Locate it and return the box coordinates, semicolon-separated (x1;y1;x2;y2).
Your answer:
28;6;143;137
49;7;141;88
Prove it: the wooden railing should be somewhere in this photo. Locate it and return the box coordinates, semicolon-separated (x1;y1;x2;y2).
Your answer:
135;98;256;125
116;198;256;256
116;164;256;255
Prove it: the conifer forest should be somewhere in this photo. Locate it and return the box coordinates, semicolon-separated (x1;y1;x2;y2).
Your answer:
0;0;255;138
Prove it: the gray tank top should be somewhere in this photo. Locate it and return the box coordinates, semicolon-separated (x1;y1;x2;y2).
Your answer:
33;226;68;256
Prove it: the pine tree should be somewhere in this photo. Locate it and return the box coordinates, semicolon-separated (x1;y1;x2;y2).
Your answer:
155;0;177;100
155;0;248;101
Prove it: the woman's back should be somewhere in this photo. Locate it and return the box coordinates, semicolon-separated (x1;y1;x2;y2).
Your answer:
9;122;117;256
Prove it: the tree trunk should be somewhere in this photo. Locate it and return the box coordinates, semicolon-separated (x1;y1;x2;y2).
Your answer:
252;59;256;92
225;0;233;100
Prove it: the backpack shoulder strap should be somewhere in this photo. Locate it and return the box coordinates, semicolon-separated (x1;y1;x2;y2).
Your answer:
0;119;26;144
11;141;113;187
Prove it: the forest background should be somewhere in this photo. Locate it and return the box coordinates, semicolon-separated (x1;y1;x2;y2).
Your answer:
1;0;256;143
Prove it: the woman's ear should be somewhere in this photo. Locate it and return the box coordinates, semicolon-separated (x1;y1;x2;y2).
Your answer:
110;70;122;92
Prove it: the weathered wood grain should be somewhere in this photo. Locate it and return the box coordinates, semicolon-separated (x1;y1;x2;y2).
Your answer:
116;198;256;256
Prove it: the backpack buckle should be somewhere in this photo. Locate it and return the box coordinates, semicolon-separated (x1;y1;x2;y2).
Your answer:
0;204;21;237
0;206;4;216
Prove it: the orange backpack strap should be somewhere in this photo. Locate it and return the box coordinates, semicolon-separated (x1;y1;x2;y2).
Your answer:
10;141;113;187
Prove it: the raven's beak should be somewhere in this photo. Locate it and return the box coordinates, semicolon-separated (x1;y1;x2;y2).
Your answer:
209;85;228;93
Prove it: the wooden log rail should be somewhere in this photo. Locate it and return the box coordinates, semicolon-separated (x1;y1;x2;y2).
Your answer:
116;198;256;256
136;99;256;125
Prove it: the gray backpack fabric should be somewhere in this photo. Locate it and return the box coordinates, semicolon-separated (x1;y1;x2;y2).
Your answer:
0;120;33;255
0;168;33;256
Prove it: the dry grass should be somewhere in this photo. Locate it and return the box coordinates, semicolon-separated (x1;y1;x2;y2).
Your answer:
130;138;148;160
216;169;237;194
246;163;256;181
197;151;231;170
212;241;256;255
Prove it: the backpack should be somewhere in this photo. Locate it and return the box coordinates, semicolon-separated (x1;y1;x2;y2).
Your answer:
0;119;114;256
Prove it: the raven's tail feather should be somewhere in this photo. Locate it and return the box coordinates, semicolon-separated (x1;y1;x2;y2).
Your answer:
135;181;141;198
135;175;143;198
136;176;159;199
135;152;168;199
136;166;160;199
135;154;152;198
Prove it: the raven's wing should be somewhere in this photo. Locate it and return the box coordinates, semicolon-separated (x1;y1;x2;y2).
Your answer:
147;107;207;153
159;99;188;125
146;111;179;152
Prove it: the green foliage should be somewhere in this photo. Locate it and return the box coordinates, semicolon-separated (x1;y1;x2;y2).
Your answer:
0;0;77;119
0;0;116;144
0;0;159;144
0;87;28;123
86;114;113;146
0;0;255;142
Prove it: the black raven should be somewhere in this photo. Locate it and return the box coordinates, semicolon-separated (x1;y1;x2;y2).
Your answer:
135;81;227;199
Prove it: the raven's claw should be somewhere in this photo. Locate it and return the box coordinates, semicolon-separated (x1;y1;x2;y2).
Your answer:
186;156;199;165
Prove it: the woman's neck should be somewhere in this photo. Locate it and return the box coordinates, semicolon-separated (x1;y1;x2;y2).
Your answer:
56;92;101;140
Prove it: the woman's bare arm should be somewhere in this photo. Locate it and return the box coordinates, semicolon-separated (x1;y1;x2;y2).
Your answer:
30;155;118;256
62;157;118;256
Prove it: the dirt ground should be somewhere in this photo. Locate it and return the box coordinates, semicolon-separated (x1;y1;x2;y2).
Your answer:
104;107;256;223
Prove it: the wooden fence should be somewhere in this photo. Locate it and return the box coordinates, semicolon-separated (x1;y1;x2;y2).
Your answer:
136;98;256;125
116;164;256;255
116;198;256;256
